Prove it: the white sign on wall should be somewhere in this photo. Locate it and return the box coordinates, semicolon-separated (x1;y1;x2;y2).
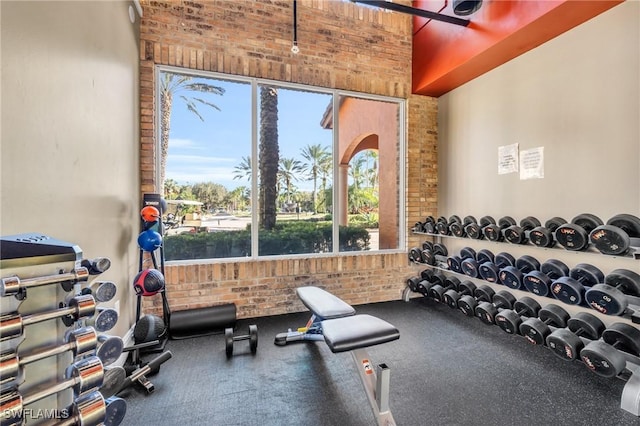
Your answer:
498;143;519;175
520;147;544;180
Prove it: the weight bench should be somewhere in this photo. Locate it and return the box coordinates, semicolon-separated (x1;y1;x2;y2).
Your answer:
275;286;400;426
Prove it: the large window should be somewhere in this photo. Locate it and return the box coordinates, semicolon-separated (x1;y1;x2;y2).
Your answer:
156;66;405;261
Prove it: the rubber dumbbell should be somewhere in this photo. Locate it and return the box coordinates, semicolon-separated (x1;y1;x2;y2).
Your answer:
408;240;434;263
581;322;640;378
422;216;436;234
443;280;477;310
550;263;604;306
522;259;570;297
499;255;540;290
406;276;421;293
475;290;517;325
429;276;461;304
479;252;515;284
414;269;447;296
546;312;605;361
585;268;640;316
555;213;603;251
519;304;571;345
447;246;476;274
457;284;496;317
422;243;449;266
482;216;516;242
529;217;567;248
460;247;482;278
435;215;459;236
225;324;258;358
464;216;495;240
590;213;640;256
415;269;436;295
476;249;499;283
450;215;476;238
504;216;541;245
495;297;542;334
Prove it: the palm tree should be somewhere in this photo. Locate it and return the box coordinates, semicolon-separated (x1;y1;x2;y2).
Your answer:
301;144;330;214
233;156;252;182
362;150;379;189
279;157;304;204
163;178;180;200
159;71;225;191
318;154;333;213
349;155;366;191
259;86;279;230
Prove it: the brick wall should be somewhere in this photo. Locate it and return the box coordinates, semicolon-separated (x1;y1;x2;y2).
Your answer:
139;0;438;318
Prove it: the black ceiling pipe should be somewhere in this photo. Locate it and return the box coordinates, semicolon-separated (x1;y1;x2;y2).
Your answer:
350;0;470;27
453;0;483;16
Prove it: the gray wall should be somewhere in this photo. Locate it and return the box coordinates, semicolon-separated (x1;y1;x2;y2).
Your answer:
1;1;140;338
437;2;639;319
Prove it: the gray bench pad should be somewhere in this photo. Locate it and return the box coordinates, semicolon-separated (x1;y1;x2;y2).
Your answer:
321;314;400;353
296;286;356;319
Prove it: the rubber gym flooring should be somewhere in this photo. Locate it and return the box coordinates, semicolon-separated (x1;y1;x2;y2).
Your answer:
121;298;639;426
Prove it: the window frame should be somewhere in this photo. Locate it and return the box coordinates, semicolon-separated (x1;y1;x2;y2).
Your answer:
155;65;406;263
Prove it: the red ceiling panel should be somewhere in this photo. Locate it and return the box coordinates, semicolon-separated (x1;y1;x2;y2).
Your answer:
412;0;623;97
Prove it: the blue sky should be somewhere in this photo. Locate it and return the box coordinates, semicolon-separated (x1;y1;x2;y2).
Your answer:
166;76;333;192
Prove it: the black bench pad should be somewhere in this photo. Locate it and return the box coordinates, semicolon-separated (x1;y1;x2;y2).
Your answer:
296;286;356;320
322;314;400;353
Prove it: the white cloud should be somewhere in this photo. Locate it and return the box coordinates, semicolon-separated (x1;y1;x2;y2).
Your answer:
168;138;197;149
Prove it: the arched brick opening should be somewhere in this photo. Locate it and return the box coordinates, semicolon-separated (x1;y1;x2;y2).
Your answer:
328;97;399;250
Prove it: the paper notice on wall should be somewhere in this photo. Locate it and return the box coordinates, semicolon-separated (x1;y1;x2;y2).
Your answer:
520;147;544;180
498;143;519;175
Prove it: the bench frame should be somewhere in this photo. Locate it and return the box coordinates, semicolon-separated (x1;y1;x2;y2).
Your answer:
274;287;397;425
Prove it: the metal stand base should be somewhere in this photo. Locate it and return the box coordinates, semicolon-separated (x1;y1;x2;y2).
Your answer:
351;348;396;426
621;363;640;416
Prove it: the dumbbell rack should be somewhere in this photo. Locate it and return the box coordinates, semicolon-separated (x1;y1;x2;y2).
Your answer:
408;223;640;416
0;234;115;424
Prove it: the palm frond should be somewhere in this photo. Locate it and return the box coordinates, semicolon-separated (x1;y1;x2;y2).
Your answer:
184;83;226;96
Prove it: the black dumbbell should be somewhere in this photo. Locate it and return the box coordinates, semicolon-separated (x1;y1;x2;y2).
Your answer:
555;213;603;251
550;263;604;306
460;247;482;278
499;255;540;290
522;259;570;297
429;276;462;304
457;285;496;317
476;249;499;283
529;217;567;248
406;276;421;293
450;215;477;238
475;290;517;325
522;259;569;297
442;280;477;309
584;269;640;316
435;216;459;236
504;216;541;245
422;243;449;266
422;216;436;234
495;297;542;335
447;246;476;274
414;269;440;295
546;312;605;361
590;213;640;256
479;252;515;284
415;270;448;296
519;304;571;345
465;216;495;240
225;324;258;358
580;322;640;378
483;216;517;242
